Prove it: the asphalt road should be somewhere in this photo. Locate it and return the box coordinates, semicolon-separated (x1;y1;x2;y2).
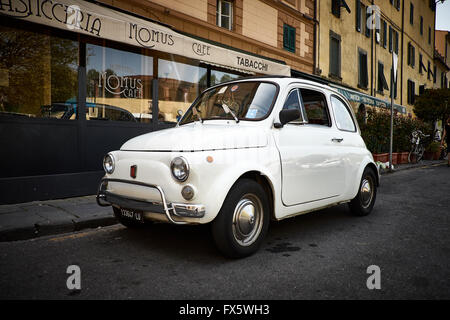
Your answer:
1;164;449;299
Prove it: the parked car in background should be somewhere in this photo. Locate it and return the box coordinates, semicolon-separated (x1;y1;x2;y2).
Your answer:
97;77;379;258
40;102;137;122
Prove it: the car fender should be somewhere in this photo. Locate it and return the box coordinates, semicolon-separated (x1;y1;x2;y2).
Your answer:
350;153;379;199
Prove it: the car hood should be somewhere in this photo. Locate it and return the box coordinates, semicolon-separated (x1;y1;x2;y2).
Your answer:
120;123;269;151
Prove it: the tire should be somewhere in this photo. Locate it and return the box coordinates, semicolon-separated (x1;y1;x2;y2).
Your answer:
348;167;377;216
113;206;147;228
211;179;270;259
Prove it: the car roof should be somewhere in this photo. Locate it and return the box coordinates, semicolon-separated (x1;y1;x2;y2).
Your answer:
213;76;341;95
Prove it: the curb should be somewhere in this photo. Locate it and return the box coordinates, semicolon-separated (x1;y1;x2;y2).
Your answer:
0;216;117;242
380;161;447;175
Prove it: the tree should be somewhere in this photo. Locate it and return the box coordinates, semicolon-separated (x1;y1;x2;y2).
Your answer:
413;88;450;125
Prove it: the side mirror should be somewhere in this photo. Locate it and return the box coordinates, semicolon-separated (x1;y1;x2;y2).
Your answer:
278;109;301;126
176;109;183;122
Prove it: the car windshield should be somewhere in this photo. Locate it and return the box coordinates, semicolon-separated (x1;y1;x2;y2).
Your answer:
179;81;277;125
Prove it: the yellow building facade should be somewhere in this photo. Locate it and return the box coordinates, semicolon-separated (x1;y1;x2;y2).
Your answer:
316;0;436;116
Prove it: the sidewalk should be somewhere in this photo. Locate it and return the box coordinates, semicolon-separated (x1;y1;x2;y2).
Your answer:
0;195;116;242
0;159;447;242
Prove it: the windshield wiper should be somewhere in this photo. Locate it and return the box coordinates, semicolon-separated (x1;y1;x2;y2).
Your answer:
221;103;239;123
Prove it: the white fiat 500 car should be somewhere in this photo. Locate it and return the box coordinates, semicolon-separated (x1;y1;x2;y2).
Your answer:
97;77;379;258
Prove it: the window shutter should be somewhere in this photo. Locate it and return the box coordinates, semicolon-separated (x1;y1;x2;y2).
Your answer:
389;26;393;52
365;7;371;37
383;21;387;48
283;24;288;49
356;0;361;32
289;27;296;53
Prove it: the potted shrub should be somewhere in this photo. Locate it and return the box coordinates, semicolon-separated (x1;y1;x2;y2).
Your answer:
424;141;441;160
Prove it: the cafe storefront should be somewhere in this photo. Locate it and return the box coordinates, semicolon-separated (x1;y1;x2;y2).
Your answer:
0;0;290;204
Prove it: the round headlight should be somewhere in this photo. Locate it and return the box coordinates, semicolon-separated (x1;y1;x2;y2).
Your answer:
170;157;189;182
103;153;115;174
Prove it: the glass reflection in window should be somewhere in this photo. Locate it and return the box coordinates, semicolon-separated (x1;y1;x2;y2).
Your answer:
158;59;207;123
0;26;78;120
86;44;153;123
211;70;241;86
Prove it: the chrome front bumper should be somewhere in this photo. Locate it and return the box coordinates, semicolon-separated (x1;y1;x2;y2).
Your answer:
96;178;205;225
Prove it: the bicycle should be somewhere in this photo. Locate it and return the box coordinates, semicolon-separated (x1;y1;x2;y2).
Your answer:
408;130;429;163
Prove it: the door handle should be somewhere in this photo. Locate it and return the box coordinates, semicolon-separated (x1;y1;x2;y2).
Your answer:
331;138;344;143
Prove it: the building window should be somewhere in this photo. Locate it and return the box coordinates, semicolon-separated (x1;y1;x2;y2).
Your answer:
216;0;233;30
283;24;296;53
0;25;78;121
394;30;399;54
420;16;423;35
360;3;366;35
433;65;437;83
391;0;401;10
378;61;389;94
158;59;207;123
389;26;393;52
428;27;431;44
390;67;398;99
364;6;371;38
382;20;387;48
356;0;361;32
407;80;415;104
332;0;341;18
358;49;368;89
329;31;341;79
427;61;432;80
86;44;153;123
408;43;415;68
419;53;423;74
410;2;414;25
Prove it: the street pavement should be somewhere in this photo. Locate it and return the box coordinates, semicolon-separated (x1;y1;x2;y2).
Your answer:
0;163;449;299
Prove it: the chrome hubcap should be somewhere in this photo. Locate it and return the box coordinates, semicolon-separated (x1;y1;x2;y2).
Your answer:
232;194;263;246
360;177;374;208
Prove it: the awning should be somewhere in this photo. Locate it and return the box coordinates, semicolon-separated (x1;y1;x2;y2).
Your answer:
1;0;290;76
330;84;407;114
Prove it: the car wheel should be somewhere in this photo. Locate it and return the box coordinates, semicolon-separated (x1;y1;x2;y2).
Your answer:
113;207;147;228
211;179;270;259
349;167;377;216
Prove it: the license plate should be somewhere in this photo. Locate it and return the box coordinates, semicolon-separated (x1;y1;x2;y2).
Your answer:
120;208;144;223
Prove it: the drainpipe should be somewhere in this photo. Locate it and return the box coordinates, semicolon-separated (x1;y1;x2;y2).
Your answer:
400;0;405;106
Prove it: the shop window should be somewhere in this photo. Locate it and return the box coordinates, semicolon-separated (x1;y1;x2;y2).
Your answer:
86;44;153;123
210;70;241;86
283;24;296;53
0;26;78;120
158;59;207;123
216;0;233;30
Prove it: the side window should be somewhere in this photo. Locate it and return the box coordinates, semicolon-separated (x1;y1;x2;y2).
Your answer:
299;89;330;126
331;96;356;132
282;89;304;123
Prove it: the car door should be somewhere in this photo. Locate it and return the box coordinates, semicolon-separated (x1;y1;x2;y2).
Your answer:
274;86;345;206
328;94;362;192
